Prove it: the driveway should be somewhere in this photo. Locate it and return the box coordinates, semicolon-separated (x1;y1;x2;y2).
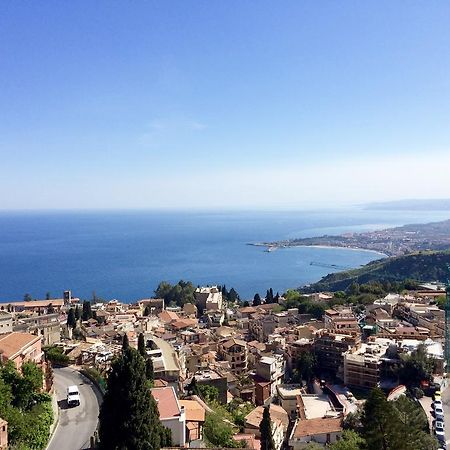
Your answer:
47;367;102;450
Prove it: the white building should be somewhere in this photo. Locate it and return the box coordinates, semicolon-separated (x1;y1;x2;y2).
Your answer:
151;387;186;446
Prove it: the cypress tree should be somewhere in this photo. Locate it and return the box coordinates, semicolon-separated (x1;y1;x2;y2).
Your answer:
67;308;76;329
74;305;81;320
229;288;239;303
143;305;151;316
82;300;93;320
122;333;129;351
146;358;154;382
259;406;275;450
138;333;146;357
253;293;262;306
98;346;164;450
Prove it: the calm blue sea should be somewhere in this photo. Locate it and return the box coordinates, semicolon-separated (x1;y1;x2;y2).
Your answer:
1;208;450;303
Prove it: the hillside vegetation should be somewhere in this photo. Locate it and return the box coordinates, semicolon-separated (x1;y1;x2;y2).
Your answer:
302;250;450;292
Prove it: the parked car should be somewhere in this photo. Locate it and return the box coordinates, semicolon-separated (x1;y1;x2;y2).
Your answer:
435;420;445;440
435;390;442;401
67;385;81;407
434;400;443;409
435;405;444;421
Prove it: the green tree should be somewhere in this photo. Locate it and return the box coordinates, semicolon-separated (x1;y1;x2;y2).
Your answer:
138;333;146;358
81;300;93;321
303;444;323;450
122;333;129;351
266;289;274;304
145;358;154;383
67;308;76;329
228;288;239;303
74;305;81;320
293;352;317;383
361;387;395;450
204;412;240;448
24;293;32;302
396;344;434;387
45;292;51;300
198;384;219;404
98;346;167;450
253;293;262;306
143;305;151;316
390;395;438;450
329;430;365;450
259;406;275;450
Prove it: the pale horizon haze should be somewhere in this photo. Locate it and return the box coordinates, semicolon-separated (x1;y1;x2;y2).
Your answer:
1;2;450;210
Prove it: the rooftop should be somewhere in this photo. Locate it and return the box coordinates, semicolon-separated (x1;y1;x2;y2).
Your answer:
151;387;181;419
292;417;342;439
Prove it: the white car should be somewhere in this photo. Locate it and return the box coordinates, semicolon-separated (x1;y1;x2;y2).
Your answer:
435;406;444;421
434;400;443;409
435;420;445;437
67;385;81;407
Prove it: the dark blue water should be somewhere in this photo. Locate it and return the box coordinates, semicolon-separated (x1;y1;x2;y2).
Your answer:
1;209;449;302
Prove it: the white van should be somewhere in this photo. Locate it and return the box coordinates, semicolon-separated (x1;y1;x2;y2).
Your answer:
67;385;81;407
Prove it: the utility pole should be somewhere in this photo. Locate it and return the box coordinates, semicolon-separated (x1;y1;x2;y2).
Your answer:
445;264;450;370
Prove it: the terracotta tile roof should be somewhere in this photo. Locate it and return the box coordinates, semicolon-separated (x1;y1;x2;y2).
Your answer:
151;387;180;419
234;434;261;450
0;332;40;359
158;311;180;323
222;338;247;349
10;299;64;307
292;417;342;438
171;319;197;330
179;399;206;422
245;404;289;431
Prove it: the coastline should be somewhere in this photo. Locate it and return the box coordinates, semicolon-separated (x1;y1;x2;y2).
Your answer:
282;244;388;258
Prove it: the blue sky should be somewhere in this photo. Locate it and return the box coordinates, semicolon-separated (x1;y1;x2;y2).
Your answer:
1;1;450;209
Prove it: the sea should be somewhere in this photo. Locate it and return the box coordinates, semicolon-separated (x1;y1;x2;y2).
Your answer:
1;208;450;303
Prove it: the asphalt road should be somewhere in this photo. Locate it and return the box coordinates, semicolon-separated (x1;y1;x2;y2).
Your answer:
47;367;102;450
443;386;450;447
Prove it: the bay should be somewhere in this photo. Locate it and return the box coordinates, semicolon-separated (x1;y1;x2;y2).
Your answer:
1;208;450;302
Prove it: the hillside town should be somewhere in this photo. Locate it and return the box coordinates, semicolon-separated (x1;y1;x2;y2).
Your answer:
0;282;448;450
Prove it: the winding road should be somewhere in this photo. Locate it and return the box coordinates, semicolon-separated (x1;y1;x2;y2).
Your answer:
47;367;102;450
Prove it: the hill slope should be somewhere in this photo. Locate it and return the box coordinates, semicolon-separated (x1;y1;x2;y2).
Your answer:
301;250;450;292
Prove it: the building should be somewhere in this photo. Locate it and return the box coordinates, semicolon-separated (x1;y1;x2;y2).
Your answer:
13;313;61;346
138;298;165;316
276;385;303;419
289;417;343;449
145;335;181;383
314;331;359;378
0;418;7;450
219;338;248;375
8;299;65;314
178;399;206;442
255;355;285;398
343;338;394;389
0;312;13;335
151;387;186;447
244;404;289;450
324;308;359;333
0;332;43;370
194;286;222;313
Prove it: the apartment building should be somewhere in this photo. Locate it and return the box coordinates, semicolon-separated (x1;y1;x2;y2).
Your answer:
314;331;360;377
343;338;393;389
0;312;12;335
218;338;248;375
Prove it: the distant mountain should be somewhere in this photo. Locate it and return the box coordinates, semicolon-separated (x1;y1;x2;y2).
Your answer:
301;250;450;292
365;199;450;211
